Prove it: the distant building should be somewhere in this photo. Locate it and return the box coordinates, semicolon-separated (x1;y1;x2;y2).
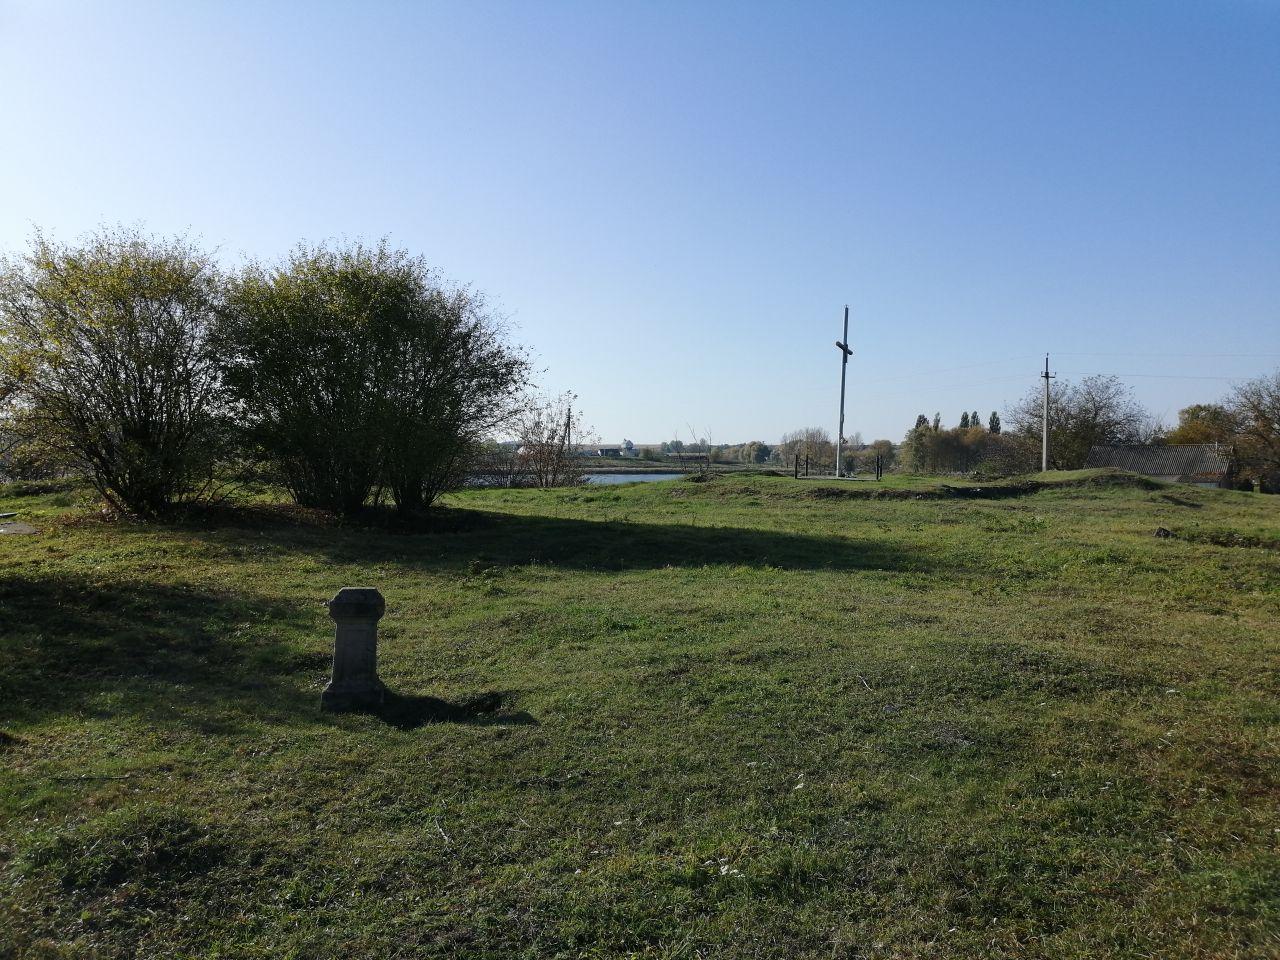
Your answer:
1084;444;1236;488
594;440;639;458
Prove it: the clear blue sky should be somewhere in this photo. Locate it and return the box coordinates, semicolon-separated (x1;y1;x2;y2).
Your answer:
2;1;1278;444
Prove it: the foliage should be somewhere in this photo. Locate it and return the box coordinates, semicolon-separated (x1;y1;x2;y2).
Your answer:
900;421;1031;475
988;410;1002;434
1164;403;1238;446
1007;375;1153;470
846;438;896;474
0;416;72;481
379;282;527;513
1229;369;1280;485
711;441;771;464
511;391;596;488
0;228;225;516
775;427;834;470
216;242;527;514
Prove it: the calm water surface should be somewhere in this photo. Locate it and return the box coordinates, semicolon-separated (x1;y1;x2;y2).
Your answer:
585;473;684;485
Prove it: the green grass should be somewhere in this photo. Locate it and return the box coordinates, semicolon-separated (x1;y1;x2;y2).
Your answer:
1;471;1277;958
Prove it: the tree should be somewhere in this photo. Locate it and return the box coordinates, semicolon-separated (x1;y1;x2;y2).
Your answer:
1229;370;1280;484
932;412;941;431
512;392;596;488
1006;375;1151;470
900;415;1031;476
914;414;930;430
0;228;225;516
988;411;1002;434
959;412;971;429
1165;403;1238;446
740;440;771;464
380;282;528;514
777;427;835;471
216;241;527;515
849;438;896;474
972;411;982;431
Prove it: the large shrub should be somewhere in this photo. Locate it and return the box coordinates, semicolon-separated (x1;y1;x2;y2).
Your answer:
381;283;529;512
0;229;224;516
1229;369;1280;488
216;242;527;514
1006;375;1153;470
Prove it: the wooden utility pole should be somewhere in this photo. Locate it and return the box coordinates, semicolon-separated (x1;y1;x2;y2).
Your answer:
834;305;853;478
1041;354;1055;472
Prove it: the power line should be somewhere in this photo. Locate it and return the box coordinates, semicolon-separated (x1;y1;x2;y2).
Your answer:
865;373;1031;403
860;353;1276;390
1056;352;1280;359
1057;371;1251;381
859;355;1038;386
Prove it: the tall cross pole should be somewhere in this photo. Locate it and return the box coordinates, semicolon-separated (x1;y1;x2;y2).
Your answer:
834;305;853;478
1041;353;1056;472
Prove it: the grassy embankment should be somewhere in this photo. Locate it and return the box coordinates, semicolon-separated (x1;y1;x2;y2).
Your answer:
1;471;1277;958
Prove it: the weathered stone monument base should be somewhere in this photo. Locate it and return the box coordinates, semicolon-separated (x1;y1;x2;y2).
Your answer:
321;587;388;712
321;677;388;712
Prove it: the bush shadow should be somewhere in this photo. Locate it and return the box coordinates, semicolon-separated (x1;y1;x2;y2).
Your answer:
190;508;927;574
0;575;538;733
0;573;319;731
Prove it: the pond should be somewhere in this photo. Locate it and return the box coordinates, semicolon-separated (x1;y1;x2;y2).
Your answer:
585;472;685;485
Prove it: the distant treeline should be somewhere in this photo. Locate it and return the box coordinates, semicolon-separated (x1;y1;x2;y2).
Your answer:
692;371;1280;484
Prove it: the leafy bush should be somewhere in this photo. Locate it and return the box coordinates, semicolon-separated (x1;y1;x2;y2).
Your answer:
0;229;225;516
216;242;527;514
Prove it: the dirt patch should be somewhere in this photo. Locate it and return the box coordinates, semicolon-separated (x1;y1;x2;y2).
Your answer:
1155;492;1204;509
799;471;1164;503
802;482;1037;502
1179;529;1280;551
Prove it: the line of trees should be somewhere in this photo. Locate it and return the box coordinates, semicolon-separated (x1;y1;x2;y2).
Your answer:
0;228;535;517
774;428;836;470
895;371;1280;484
899;412;1029;475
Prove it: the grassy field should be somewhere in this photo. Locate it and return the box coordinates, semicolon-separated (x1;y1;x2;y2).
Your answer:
1;471;1277;959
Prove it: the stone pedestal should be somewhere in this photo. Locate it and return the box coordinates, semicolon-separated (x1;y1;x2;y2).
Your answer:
321;587;387;711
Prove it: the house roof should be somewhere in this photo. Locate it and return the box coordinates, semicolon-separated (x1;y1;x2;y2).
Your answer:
1084;444;1232;481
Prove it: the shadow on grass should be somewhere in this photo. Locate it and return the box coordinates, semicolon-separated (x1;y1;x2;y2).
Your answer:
371;690;537;731
0;575;538;732
2;508;920;728
0;573;317;730
187;507;927;574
